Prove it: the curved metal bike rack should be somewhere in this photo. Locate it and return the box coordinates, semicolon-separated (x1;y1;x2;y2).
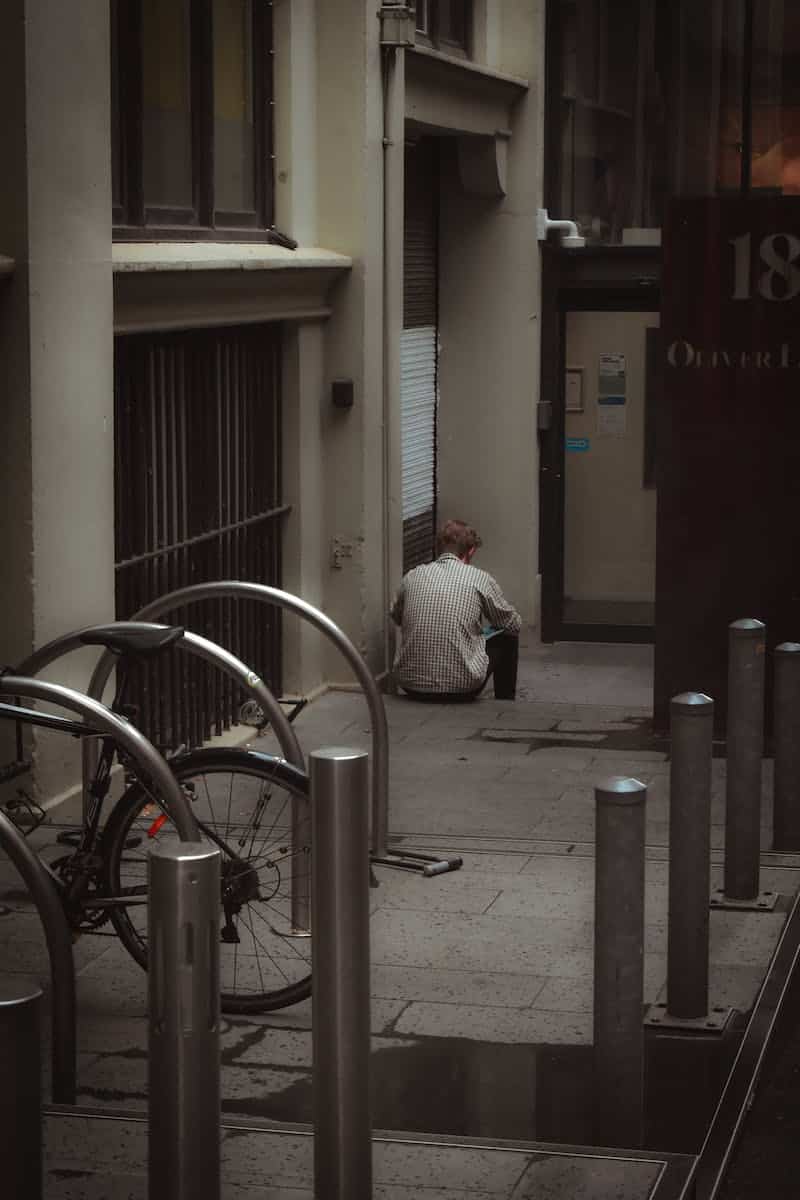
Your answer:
0;808;76;1104
118;582;461;876
18;622;304;773
18;620;310;928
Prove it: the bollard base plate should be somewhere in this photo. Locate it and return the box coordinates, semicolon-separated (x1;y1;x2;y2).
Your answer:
644;1002;733;1032
710;888;779;911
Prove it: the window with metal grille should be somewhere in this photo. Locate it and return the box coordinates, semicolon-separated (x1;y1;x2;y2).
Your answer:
111;0;274;237
114;324;285;749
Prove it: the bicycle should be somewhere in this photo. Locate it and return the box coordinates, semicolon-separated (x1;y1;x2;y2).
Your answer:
0;623;313;1013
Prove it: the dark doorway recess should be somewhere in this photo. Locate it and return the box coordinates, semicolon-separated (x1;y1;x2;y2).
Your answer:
538;260;661;647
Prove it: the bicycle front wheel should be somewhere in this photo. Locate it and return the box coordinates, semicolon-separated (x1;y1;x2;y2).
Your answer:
103;747;312;1014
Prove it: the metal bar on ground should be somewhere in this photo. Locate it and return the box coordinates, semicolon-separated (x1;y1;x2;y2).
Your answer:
668;692;713;1019
594;776;646;1149
311;748;373;1200
148;841;221;1200
773;642;800;852
0;980;43;1199
724;618;766;901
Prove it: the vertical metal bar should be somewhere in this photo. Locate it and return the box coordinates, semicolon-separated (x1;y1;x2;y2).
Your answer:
724;618;766;900
311;748;373;1200
0;980;42;1199
166;345;176;745
157;344;169;745
667;693;714;1019
594;776;646;1149
177;352;189;749
773;642;800;851
741;0;754;193
148;841;221;1200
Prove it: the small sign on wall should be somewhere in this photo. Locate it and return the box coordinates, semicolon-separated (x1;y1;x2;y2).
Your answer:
597;406;627;437
565;366;584;412
597;352;627;437
598;352;626;392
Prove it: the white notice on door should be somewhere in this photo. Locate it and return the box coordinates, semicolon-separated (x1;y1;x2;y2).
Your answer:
597;406;627;437
599;353;626;376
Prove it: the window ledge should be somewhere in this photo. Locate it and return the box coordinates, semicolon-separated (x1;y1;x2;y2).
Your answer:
406;44;528;139
113;243;352;333
112;242;352;274
409;43;529;93
0;254;15;278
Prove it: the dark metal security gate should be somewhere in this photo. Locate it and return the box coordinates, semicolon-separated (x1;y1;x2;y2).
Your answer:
114;323;284;749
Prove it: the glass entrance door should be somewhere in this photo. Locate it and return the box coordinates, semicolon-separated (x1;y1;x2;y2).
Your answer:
561;309;660;633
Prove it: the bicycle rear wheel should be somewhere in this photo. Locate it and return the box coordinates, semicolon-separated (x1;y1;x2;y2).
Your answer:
103;747;312;1014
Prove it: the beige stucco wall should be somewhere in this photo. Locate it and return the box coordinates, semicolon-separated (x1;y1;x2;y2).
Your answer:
0;1;553;804
435;3;545;623
0;0;114;798
313;0;387;682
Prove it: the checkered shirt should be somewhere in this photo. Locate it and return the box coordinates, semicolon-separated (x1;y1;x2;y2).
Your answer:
390;553;522;693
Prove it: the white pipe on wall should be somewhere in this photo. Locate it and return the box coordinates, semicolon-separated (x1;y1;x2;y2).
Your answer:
381;42;405;687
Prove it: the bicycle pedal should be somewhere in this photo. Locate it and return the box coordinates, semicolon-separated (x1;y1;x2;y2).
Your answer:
4;791;47;835
123;834;143;849
56;829;83;847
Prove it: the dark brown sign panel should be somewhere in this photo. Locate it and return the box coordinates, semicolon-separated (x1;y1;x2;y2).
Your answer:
655;196;800;731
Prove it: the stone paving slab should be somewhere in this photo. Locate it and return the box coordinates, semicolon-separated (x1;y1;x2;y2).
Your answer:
44;1114;680;1199
1;639;794;1197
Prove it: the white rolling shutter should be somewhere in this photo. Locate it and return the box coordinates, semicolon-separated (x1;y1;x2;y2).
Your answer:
401;325;437;521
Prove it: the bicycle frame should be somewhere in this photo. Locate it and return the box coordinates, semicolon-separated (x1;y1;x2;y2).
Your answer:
0;694;270;922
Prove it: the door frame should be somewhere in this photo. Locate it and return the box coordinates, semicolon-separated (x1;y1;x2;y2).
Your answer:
538;251;660;643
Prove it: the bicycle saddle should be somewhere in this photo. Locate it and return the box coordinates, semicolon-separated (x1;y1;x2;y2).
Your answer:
78;622;185;658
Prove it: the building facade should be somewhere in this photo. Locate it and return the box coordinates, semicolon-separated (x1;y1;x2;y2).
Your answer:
7;1;797;795
0;2;546;797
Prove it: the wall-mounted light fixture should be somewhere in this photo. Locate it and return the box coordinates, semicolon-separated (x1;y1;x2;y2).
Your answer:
536;208;585;249
331;379;355;409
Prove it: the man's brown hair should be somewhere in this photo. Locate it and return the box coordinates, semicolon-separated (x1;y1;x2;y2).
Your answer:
437;519;482;558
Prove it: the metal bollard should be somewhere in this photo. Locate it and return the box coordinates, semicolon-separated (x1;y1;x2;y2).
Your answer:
311;748;372;1200
773;643;800;851
0;980;42;1199
148;842;221;1200
724;619;766;900
594;777;646;1149
667;693;713;1019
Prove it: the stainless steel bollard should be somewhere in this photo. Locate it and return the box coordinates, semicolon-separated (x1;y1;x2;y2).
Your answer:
594;777;646;1149
773;643;800;851
148;842;221;1200
0;980;42;1199
724;619;766;900
667;693;713;1019
311;748;372;1200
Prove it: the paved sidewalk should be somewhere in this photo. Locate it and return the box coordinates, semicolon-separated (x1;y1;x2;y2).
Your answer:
2;635;798;1197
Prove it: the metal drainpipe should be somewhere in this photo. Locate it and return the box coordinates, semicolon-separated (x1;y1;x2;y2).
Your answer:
382;38;405;687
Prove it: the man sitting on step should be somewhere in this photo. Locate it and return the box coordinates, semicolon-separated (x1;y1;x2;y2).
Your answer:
390;519;521;702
